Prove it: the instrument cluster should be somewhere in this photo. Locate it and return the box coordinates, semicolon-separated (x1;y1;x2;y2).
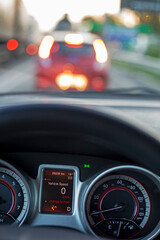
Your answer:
0;159;160;240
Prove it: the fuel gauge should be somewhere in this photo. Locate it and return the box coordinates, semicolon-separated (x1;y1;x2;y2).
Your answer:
94;218;141;239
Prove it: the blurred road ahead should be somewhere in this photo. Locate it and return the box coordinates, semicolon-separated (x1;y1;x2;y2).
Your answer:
0;56;159;93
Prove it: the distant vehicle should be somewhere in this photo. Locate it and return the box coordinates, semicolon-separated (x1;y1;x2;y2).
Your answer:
0;0;39;58
36;31;109;91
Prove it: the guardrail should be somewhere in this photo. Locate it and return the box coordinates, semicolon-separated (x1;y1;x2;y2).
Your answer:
110;49;160;75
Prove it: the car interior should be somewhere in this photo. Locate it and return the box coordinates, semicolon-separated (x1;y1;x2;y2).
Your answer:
0;0;160;239
0;93;160;240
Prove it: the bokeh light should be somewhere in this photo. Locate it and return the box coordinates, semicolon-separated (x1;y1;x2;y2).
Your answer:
26;43;38;55
7;39;19;51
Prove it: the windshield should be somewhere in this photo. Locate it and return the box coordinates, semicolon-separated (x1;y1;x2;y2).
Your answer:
0;0;160;94
51;42;95;56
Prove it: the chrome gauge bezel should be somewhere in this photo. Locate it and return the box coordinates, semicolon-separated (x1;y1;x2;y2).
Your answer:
0;159;30;226
81;165;160;240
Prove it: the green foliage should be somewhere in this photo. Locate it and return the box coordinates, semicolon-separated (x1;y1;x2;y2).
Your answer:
145;43;160;58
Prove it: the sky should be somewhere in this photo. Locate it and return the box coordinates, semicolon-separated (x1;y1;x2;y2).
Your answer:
22;0;121;31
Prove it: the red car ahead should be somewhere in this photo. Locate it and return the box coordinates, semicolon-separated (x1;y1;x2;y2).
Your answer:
36;31;109;91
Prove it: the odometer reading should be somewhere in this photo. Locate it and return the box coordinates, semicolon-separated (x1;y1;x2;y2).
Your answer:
41;169;74;214
85;175;151;239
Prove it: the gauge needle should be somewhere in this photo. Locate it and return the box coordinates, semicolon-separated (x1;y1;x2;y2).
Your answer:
90;206;124;215
117;221;123;238
0;212;16;221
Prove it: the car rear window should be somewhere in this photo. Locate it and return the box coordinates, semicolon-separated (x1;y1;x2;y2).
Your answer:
51;42;95;56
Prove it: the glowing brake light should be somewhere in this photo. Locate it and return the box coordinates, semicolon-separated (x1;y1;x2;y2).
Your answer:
38;35;54;59
7;39;19;51
56;72;88;91
65;33;83;46
26;43;38;55
93;39;108;63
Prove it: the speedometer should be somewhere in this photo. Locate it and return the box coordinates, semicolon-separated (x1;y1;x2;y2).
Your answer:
0;167;29;225
85;174;151;239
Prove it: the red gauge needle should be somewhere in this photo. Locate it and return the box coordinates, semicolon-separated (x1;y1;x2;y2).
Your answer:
90;206;124;215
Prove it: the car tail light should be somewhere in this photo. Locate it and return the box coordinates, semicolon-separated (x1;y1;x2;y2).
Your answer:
74;75;88;91
93;39;108;63
56;72;88;91
7;39;19;51
26;43;38;55
38;35;54;59
56;72;73;90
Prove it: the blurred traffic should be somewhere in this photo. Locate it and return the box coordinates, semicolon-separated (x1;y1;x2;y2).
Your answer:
0;0;160;93
36;32;109;91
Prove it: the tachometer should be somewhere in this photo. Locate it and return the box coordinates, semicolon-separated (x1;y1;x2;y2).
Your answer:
85;174;151;239
0;167;29;225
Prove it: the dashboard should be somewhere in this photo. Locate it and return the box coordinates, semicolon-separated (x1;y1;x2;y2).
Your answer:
0;95;160;240
0;153;160;240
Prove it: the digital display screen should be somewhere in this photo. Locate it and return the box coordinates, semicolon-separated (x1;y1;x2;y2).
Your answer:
41;169;74;214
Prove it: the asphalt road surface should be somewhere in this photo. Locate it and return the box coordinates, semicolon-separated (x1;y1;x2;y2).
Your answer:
0;56;159;93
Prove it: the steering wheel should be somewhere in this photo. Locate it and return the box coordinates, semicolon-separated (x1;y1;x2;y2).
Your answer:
0;103;160;239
